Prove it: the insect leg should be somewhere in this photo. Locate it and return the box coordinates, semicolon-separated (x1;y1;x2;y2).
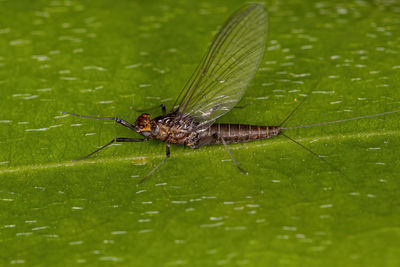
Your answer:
74;138;145;161
219;136;248;175
234;101;253;109
137;143;170;185
280;133;353;184
62;112;135;131
161;104;166;115
131;104;166;115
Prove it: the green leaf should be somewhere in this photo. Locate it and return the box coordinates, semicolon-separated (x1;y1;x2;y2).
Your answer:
1;0;399;266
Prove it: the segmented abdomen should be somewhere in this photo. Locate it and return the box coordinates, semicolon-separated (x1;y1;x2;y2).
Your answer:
197;123;280;146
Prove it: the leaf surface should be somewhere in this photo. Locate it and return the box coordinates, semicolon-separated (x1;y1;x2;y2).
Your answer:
1;0;400;266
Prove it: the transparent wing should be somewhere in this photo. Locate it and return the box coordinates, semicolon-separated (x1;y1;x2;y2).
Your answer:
172;3;267;130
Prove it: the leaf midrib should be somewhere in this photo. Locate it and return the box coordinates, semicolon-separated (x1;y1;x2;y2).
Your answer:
1;130;397;175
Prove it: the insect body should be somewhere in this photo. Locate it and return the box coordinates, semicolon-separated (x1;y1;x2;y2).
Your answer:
63;3;400;184
64;3;269;182
136;113;280;148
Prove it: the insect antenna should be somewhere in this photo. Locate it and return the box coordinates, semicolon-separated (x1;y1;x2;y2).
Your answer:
61;112;136;131
61;112;145;160
281;109;400;130
280;132;353;184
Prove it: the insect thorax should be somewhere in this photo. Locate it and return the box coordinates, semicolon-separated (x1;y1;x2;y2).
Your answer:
151;114;200;147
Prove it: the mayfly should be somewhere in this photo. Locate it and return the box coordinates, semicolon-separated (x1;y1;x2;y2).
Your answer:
63;3;400;184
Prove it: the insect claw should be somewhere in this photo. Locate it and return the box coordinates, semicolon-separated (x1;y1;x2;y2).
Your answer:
238;167;248;175
71;156;87;161
137;144;171;185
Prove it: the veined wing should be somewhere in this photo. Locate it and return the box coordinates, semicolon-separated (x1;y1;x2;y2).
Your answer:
172;3;267;130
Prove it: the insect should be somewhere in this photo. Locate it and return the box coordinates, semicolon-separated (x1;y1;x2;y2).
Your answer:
63;3;400;184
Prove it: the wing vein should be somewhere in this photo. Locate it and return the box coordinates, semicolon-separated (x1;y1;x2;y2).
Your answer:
172;4;267;131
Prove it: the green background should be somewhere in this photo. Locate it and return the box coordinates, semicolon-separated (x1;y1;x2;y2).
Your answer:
1;0;399;266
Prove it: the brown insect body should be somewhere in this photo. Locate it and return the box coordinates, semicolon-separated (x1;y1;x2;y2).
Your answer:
146;113;280;148
63;4;400;184
199;123;280;147
148;113;198;146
